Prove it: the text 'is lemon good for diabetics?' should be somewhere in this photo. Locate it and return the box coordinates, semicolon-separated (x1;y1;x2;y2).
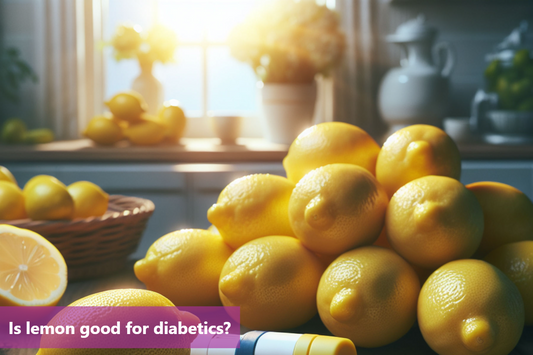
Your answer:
37;288;190;355
317;246;420;348
0;225;67;306
418;259;524;355
67;181;109;219
485;240;533;325
207;174;296;249
386;175;484;270
135;229;233;306
283;122;381;184
0;181;26;220
219;236;324;330
24;178;74;221
466;181;533;257
289;163;388;256
376;124;462;198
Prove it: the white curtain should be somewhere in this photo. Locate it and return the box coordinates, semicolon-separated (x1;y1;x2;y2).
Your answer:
333;0;387;137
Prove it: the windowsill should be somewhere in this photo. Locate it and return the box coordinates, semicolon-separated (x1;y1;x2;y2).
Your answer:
2;139;533;164
0;138;288;163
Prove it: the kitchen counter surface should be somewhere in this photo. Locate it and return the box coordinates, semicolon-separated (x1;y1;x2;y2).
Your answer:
1;262;532;355
3;139;533;163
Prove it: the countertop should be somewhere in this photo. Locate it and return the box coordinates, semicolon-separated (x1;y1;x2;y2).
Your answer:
3;139;533;163
2;262;532;355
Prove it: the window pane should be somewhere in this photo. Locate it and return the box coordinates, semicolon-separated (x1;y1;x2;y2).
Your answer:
154;46;203;115
157;0;204;43
207;46;258;115
105;0;153;40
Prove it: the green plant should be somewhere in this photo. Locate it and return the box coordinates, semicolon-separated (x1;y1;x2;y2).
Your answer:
0;47;38;103
228;0;345;84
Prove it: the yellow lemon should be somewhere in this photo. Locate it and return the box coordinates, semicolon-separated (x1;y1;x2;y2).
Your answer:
1;117;26;144
135;229;233;306
317;246;420;348
207;174;295;249
387;175;484;269
283;122;381;183
467;181;533;257
376;124;461;197
24;128;55;144
67;181;109;219
485;241;533;325
418;259;524;355
23;175;62;193
0;165;17;185
0;225;67;306
105;91;147;122
159;100;186;142
289;164;388;256
124;116;167;146
84;115;123;146
24;179;74;220
37;289;189;355
0;181;26;220
219;236;324;330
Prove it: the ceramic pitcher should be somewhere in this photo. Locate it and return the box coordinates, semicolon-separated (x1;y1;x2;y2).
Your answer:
378;15;455;134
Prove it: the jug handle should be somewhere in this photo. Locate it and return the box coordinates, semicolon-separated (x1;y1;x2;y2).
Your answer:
433;42;455;77
470;89;498;133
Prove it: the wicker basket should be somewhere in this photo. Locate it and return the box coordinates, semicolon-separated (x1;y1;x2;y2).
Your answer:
2;195;155;281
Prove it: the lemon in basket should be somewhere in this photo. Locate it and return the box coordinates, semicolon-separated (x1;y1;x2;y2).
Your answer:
67;181;109;219
24;178;74;220
23;174;62;192
0;181;26;220
0;165;17;185
0;225;67;306
135;229;233;306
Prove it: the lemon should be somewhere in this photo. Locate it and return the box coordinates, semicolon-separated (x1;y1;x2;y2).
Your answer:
418;259;524;355
159;100;186;142
0;181;26;220
289;164;388;256
135;229;233;306
219;236;324;330
0;165;17;185
207;174;296;249
466;181;533;257
37;289;190;355
83;115;123;146
1;117;26;144
23;175;62;193
124;116;167;146
67;181;109;219
376;124;462;197
24;128;55;144
485;241;533;325
24;178;74;220
105;91;147;122
317;246;420;348
0;225;67;306
283;122;381;183
387;175;484;269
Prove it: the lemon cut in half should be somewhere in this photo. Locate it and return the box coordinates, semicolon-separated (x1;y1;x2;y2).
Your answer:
0;225;67;306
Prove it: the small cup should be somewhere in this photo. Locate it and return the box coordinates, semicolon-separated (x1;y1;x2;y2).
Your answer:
209;115;243;145
443;117;471;143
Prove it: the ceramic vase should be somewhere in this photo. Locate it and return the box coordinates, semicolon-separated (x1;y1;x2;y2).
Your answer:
259;81;317;145
131;61;164;115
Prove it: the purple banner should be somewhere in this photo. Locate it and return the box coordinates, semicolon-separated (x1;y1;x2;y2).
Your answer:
0;306;240;349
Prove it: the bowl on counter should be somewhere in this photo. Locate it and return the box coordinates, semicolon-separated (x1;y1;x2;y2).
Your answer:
486;110;533;135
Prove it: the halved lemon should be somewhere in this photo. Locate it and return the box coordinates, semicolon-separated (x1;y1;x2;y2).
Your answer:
0;225;67;306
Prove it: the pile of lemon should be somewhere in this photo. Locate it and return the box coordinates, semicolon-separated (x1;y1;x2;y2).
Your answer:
1;117;55;144
135;122;533;355
0;167;109;221
84;92;186;146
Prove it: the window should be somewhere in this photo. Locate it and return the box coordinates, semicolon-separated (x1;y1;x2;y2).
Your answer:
77;0;336;138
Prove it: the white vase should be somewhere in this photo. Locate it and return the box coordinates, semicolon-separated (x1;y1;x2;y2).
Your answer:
131;62;164;115
259;82;317;145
